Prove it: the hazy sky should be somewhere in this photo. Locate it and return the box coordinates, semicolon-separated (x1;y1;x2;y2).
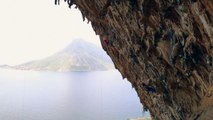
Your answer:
0;0;100;65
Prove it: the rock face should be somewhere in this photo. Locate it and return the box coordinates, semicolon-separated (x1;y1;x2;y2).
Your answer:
57;0;213;119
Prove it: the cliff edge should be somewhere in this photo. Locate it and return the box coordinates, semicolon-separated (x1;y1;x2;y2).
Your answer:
56;0;213;119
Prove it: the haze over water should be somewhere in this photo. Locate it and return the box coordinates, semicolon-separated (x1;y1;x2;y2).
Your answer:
0;69;149;120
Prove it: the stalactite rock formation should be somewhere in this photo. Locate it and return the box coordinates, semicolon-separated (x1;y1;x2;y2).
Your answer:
57;0;213;119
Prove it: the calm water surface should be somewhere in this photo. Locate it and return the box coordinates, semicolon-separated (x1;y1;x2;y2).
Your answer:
0;69;149;120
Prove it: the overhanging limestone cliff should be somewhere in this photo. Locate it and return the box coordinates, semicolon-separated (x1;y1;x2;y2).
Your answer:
56;0;213;119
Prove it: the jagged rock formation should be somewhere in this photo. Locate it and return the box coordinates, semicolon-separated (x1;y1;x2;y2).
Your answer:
56;0;213;119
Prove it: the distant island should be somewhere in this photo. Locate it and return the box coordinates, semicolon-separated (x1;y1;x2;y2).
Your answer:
1;39;114;72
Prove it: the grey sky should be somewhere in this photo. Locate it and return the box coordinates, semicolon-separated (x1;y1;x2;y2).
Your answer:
0;0;100;65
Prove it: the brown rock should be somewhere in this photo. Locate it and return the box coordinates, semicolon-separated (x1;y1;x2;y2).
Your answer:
57;0;213;120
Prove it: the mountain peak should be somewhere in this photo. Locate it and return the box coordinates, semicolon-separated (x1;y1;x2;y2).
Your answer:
62;38;100;53
14;39;114;72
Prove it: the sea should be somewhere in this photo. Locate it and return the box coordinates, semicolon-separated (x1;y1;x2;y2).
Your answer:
0;69;149;120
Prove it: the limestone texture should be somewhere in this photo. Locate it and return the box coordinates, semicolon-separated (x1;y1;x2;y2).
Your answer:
56;0;213;119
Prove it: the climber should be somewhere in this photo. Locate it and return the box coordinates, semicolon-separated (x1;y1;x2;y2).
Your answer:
142;83;156;93
169;28;175;64
103;35;110;46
